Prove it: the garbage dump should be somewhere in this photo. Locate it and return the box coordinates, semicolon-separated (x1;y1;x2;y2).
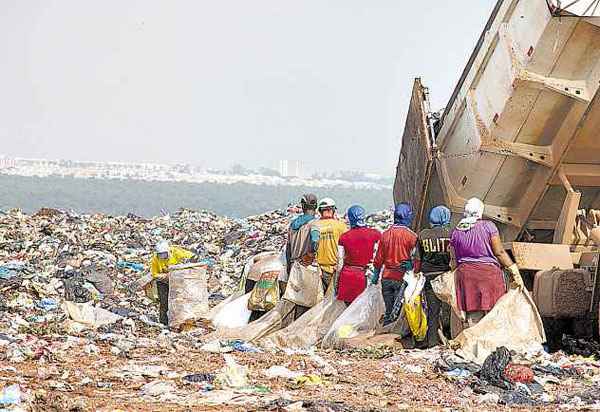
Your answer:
1;206;600;410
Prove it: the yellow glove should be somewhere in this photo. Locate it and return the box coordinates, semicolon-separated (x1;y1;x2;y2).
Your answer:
507;263;524;290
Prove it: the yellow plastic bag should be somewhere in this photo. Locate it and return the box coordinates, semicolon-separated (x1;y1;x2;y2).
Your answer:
248;271;280;312
403;295;427;342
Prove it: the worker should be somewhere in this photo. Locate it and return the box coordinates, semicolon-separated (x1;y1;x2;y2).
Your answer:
372;202;418;325
310;197;348;292
285;193;318;275
336;205;381;305
449;197;524;329
416;205;452;347
284;193;319;319
149;240;195;325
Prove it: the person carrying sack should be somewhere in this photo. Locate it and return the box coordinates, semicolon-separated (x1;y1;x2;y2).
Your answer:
371;202;418;325
415;205;452;348
449;198;524;328
148;240;195;325
284;193;319;319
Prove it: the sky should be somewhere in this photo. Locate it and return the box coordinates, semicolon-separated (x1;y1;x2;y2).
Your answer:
0;0;497;175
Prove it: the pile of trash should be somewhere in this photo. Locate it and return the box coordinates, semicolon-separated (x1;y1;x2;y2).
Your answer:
0;207;289;339
1;206;599;410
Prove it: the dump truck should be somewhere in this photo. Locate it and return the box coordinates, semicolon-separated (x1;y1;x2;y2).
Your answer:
395;0;600;341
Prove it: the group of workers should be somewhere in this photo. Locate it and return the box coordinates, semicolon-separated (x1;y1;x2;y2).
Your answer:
146;193;524;348
282;193;524;347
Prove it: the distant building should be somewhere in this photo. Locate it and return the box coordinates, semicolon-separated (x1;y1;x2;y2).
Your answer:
0;156;16;169
278;160;302;177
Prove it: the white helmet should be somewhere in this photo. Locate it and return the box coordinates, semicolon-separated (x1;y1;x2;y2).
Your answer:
155;240;170;254
318;197;336;211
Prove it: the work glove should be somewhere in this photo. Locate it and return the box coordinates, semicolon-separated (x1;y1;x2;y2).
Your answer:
507;263;524;290
369;268;381;285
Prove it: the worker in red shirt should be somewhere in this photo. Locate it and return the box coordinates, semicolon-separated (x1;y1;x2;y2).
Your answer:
372;202;418;324
336;205;381;305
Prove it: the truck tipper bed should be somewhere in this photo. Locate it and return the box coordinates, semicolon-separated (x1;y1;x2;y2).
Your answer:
395;0;600;336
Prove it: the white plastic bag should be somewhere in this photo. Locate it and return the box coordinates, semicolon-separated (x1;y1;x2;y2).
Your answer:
431;270;464;321
63;301;123;328
454;289;546;364
321;283;385;349
212;292;252;329
167;264;209;330
277;248;289;282
283;262;324;307
206;290;243;321
260;294;347;349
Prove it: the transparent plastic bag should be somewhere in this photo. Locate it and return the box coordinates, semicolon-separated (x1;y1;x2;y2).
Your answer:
283;262;324;307
260;289;346;349
208;299;296;343
321;282;385;349
167;264;209;330
212;292;252;329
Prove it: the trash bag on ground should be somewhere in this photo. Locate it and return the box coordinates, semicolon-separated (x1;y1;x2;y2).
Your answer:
283;262;324;307
321;283;385;349
63;301;123;328
212;292;252;329
248;270;280;312
206;290;244;321
479;346;512;389
454;289;546;364
167;263;209;330
259;291;347;349
208;299;296;343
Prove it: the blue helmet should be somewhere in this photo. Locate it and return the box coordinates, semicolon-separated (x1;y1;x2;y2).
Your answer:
429;205;451;227
347;205;366;228
394;202;413;226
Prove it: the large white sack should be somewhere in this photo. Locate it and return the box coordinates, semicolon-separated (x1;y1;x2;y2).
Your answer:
454;288;546;364
168;264;209;330
212;292;252;329
321;283;385;349
260;294;347;349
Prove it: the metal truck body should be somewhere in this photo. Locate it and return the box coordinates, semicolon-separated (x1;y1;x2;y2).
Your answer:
396;0;600;245
395;0;600;334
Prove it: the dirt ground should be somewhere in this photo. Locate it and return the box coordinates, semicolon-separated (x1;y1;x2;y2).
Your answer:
3;329;592;412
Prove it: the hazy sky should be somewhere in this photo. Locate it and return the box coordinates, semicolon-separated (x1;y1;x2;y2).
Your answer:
1;1;496;174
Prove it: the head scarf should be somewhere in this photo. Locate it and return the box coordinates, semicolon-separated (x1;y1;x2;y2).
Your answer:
429;205;451;227
394;202;413;226
457;197;484;231
347;205;366;228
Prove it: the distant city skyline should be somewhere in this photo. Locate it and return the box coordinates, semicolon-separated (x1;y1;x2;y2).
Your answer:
0;153;390;177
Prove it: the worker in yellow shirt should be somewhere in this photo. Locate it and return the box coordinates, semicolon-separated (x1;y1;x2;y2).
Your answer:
149;240;195;325
310;198;348;292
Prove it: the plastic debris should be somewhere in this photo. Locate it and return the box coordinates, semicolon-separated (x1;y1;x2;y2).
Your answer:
264;366;302;380
293;374;323;387
479;346;512;390
216;355;249;389
0;384;21;406
504;364;534;384
140;380;177;397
